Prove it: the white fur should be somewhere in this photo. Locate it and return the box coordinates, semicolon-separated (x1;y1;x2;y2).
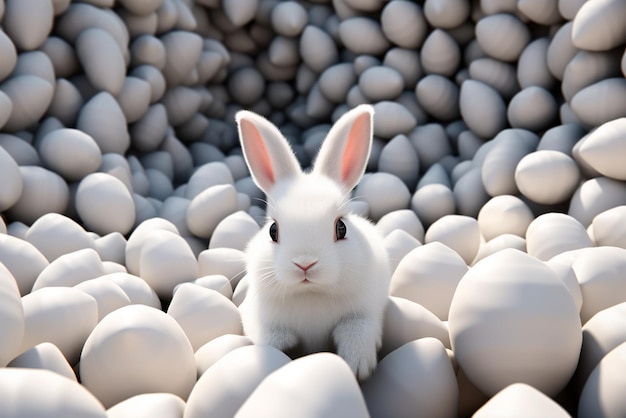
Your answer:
236;105;391;380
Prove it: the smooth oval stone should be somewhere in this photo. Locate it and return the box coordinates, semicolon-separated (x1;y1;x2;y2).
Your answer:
0;234;48;296
271;1;307;36
571;78;626;127
74;278;130;321
318;63;357;103
339;17;390;55
208;210;260;251
0;144;22;212
76;173;135;236
118;0;163;15
12;50;56;86
591;205;626;248
449;249;582;396
80;305;195;408
518;0;561;23
453;167;491;218
186;345;290;418
0;29;17;81
579;341;626;417
76;27;126;95
161;85;202;126
56;3;129;53
0;262;23;367
6;166;69;225
32;248;105;291
130;64;166;103
507;86;558;132
562;49;623;103
468;58;518;99
236;353;369;417
130;35;166;69
460;79;506;139
568;176;626;227
371;101;417;138
222;0;258;27
3;0;54;51
526;213;593;261
420;29;460;77
300;25;338;74
473;234;527;264
515;150;580;205
391;242;467;320
194;334;252;376
576;118;626;180
380;0;427;48
424;0;469;28
571;0;626;51
8;342;76;381
47;78;83;126
575;302;626;391
268;36;298;68
359;66;404;101
411;184;456;227
383;230;421;274
130;104;169;153
1;75;53;132
167;284;241;351
0;89;12;131
20;287;98;364
378;135;420;190
102;272;160;309
107;393;185;418
547;22;578;81
517;38;554;89
363;338;458;417
38;128;102;182
0;368;106;417
415;74;460;121
477;195;534;241
381;296;451;357
139;230;197;299
475;13;531;62
376;209;425;242
383;48;422;89
572;246;626;324
227;66;265;107
40;36;79;79
188;274;233;300
76;92;130;155
425;215;480;265
354;173;411;221
481;134;535;197
409;125;451;171
187;184;238;239
197;248;246;287
473;383;571;417
125;218;179;276
538;123;586;156
116;77;151;124
161;30;203;86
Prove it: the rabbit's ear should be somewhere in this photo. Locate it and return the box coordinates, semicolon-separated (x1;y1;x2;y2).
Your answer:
313;104;374;192
236;110;302;194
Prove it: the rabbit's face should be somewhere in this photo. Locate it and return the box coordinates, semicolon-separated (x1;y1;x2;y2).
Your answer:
250;175;359;295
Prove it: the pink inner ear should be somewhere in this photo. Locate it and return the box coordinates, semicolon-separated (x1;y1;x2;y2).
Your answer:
241;119;275;185
342;113;370;183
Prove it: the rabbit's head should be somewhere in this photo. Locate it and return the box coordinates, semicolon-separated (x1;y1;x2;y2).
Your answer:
236;105;378;294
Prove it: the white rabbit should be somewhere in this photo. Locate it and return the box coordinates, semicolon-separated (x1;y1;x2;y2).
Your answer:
235;104;390;380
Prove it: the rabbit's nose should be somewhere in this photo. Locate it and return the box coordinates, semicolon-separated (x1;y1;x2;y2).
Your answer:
294;260;317;272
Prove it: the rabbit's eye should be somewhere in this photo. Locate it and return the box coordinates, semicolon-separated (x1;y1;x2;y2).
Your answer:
335;218;347;241
269;222;279;242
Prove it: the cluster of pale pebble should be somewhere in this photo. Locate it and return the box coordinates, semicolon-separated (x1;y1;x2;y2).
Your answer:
1;0;626;416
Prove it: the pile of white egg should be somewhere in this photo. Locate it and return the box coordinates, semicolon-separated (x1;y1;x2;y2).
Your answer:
1;0;626;416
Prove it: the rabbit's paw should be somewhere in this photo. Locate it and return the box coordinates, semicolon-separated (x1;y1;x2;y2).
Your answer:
334;317;380;381
259;327;298;353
